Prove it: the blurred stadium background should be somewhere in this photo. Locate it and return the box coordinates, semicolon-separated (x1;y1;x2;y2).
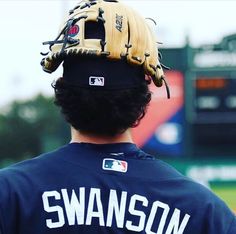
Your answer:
0;0;235;213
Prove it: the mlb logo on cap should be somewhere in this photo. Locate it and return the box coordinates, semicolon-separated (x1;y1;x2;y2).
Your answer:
102;158;128;173
89;76;105;87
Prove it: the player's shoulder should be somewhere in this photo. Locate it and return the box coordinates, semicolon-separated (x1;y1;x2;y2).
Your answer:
154;160;236;233
0;144;68;180
151;159;230;205
129;155;226;206
158;160;220;199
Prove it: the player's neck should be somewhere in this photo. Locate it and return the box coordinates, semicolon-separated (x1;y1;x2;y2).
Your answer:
70;128;134;144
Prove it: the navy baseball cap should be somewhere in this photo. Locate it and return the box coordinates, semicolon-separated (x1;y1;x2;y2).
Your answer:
63;56;146;90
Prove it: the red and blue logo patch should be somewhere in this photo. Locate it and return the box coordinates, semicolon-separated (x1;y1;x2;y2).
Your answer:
68;25;79;37
102;158;128;173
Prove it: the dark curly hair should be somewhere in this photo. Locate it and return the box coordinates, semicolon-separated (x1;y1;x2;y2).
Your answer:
53;78;152;137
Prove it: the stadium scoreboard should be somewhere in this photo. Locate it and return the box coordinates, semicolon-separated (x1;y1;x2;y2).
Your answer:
192;71;236;124
186;36;236;157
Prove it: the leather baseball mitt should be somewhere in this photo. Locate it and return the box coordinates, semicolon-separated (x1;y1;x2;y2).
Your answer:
41;0;169;95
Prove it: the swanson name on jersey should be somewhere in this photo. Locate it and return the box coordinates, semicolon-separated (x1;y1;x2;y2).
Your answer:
42;187;190;233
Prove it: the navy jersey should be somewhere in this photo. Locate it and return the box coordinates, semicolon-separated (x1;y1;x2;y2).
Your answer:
0;143;235;234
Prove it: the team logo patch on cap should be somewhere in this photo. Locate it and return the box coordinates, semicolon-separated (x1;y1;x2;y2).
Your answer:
102;158;128;173
89;76;105;86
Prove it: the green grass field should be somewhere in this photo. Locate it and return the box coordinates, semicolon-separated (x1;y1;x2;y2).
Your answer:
211;184;236;213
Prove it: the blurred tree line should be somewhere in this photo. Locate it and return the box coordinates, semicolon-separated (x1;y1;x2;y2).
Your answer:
0;95;70;167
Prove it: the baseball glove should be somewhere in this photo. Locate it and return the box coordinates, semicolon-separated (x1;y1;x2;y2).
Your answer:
41;0;169;96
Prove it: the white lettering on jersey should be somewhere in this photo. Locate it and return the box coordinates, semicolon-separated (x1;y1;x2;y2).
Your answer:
42;191;65;228
61;188;85;225
42;188;191;232
146;201;169;234
85;188;105;226
166;208;190;234
106;190;127;228
126;194;148;232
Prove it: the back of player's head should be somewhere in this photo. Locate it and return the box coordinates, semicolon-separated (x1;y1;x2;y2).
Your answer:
53;77;151;136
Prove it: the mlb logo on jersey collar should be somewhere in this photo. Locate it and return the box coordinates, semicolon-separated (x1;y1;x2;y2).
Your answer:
102;158;128;173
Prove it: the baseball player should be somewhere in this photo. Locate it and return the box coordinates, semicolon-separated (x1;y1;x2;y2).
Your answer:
0;0;235;233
